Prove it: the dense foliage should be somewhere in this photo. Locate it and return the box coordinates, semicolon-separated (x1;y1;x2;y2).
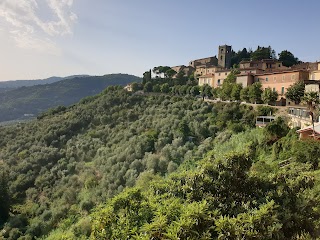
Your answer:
88;127;320;240
0;74;140;122
0;87;255;239
285;81;305;104
278;50;301;67
230;46;300;67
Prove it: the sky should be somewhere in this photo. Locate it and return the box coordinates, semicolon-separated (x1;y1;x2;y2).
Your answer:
0;0;320;81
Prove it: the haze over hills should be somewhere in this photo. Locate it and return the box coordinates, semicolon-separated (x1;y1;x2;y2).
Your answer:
0;73;140;122
0;75;92;92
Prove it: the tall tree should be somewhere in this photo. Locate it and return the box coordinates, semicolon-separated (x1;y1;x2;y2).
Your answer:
143;82;153;92
240;87;250;102
248;82;263;103
200;84;213;100
219;69;240;100
285;81;305;104
262;87;278;105
165;69;177;78
231;48;252;66
143;70;152;84
153;66;172;78
251;46;276;60
278;50;300;67
231;83;243;101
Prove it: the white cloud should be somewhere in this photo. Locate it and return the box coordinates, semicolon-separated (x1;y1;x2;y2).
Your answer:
0;0;77;54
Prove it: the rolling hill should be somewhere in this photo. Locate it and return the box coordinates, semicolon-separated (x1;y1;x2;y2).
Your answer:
0;76;63;92
0;74;140;122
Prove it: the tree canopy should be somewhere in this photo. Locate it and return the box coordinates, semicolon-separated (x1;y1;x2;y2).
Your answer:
285;81;305;104
278;50;300;67
251;46;276;60
262;87;278;105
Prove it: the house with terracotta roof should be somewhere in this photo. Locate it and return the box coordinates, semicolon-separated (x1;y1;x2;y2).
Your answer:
239;59;287;72
254;70;309;96
296;122;320;140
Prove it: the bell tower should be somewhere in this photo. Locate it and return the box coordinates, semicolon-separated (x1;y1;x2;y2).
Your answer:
218;45;232;69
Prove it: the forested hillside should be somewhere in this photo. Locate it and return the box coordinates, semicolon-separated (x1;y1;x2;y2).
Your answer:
60;120;320;239
0;74;140;122
0;87;257;239
0;76;63;91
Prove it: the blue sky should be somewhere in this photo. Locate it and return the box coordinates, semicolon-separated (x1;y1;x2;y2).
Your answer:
0;0;319;81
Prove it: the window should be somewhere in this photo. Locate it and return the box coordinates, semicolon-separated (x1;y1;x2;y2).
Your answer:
282;75;285;81
225;72;227;76
266;77;268;82
274;76;276;81
291;74;295;80
220;56;223;60
218;73;221;76
273;87;275;91
279;64;281;67
281;87;284;95
217;79;221;86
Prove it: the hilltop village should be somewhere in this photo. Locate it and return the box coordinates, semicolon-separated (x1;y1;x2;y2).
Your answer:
124;45;320;137
172;45;319;103
170;45;320;132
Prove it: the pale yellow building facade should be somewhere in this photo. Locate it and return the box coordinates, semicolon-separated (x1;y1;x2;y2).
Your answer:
214;70;232;87
310;62;320;80
198;74;215;87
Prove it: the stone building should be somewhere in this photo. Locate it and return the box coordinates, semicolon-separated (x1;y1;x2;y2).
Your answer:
309;62;320;80
239;59;287;72
218;45;232;69
194;65;222;77
189;57;218;68
171;65;194;77
192;45;233;79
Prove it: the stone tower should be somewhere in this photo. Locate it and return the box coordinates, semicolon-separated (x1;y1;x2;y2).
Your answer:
218;45;232;69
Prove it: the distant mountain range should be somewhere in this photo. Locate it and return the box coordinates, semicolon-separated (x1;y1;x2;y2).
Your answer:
0;75;91;91
0;74;140;122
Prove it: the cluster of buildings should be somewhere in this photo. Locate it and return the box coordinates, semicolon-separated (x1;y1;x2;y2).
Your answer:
172;45;320;136
172;45;320;102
